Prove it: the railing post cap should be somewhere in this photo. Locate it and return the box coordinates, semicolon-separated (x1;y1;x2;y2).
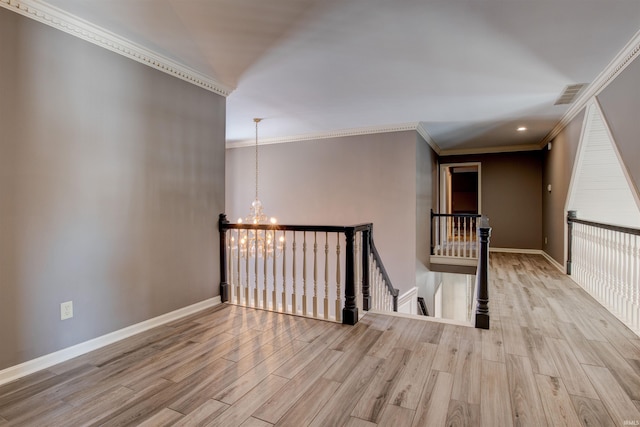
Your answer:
568;210;577;219
480;216;490;228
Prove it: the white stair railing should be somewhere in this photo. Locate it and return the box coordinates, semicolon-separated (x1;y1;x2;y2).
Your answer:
218;215;398;325
567;211;640;335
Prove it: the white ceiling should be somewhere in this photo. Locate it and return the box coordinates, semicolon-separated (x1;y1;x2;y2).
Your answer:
41;0;640;151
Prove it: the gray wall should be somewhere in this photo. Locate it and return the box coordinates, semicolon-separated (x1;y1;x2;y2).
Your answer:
440;151;543;250
416;134;439;313
0;9;226;369
226;131;417;294
597;57;640;197
416;134;438;269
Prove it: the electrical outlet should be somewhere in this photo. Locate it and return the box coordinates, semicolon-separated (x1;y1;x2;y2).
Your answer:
544;237;548;245
61;301;73;320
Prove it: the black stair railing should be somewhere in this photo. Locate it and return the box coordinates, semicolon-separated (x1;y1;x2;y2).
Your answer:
431;209;482;258
218;214;398;325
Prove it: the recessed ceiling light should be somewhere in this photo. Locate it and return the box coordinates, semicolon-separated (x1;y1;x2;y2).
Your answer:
517;127;527;132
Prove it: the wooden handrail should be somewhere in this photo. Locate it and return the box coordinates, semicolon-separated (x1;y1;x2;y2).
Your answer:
431;210;482;219
567;210;640;275
567;214;640;236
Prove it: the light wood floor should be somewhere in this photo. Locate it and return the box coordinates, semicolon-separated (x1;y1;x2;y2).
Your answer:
1;253;640;426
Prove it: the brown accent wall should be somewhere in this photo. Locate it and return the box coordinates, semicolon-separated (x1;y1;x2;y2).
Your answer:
440;151;543;250
542;111;585;265
0;8;225;369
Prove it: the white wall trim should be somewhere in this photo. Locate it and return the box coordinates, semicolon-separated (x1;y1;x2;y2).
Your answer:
539;28;640;148
0;297;221;387
398;287;418;315
227;120;545;155
489;247;543;254
416;123;442;155
541;251;565;273
0;0;231;97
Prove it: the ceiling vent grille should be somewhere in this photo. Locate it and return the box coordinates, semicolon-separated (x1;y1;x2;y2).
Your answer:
555;83;588;105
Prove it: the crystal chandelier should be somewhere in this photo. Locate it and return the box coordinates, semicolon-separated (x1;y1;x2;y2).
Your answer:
234;118;282;257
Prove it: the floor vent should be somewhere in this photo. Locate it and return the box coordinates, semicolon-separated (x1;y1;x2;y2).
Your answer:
555;83;588;105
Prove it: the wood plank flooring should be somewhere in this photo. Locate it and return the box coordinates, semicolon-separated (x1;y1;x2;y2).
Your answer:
1;253;640;426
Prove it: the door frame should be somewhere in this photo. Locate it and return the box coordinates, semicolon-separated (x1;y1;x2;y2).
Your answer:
439;162;482;215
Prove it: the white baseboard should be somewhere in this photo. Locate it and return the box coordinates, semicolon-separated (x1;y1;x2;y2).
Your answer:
398;287;418;315
541;251;566;272
0;296;221;387
489;247;542;254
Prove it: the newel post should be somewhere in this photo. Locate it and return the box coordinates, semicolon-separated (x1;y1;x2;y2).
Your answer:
343;228;358;325
361;227;371;311
567;210;577;275
475;217;491;329
218;213;229;303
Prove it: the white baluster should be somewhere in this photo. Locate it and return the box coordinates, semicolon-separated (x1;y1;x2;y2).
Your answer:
624;233;631;321
282;231;287;313
303;232;308;317
272;231;277;311
463;217;468;258
237;230;241;305
292;232;297;315
447;217;452;257
455;217;460;258
437;216;441;256
313;232;318;318
324;232;329;320
254;232;259;308
244;231;250;306
263;230;268;310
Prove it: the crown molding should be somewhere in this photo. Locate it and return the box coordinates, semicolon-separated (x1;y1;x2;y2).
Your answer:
0;0;232;97
439;143;541;157
227;120;543;155
539;28;640;148
226;122;420;149
416;122;442;155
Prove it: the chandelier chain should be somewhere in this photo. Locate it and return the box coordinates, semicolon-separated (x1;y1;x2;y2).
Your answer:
254;118;261;202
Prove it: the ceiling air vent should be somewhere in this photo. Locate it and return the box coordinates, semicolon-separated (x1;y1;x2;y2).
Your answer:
555;83;588;105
